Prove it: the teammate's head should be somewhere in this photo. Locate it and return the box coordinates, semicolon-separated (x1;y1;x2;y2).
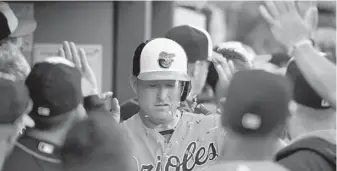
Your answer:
25;57;86;133
285;59;336;140
165;25;212;63
131;38;189;125
0;2;37;41
222;70;292;139
0;2;37;79
0;72;32;167
220;70;292;160
63;114;134;171
165;25;212;95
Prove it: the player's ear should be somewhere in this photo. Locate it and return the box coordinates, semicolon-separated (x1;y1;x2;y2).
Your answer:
129;75;137;94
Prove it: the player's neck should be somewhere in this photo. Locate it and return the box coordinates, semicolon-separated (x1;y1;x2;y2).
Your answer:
291;107;336;140
139;110;182;132
220;136;280;161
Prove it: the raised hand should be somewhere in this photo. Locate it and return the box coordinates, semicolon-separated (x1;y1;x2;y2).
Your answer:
188;60;209;100
59;42;121;123
110;98;120;123
59;41;99;97
259;1;318;49
212;53;236;101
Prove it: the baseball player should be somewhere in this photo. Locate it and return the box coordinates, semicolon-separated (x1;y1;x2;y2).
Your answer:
120;25;214;121
121;38;226;171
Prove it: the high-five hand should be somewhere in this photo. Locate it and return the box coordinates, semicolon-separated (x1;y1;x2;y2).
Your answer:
110;98;120;123
59;41;121;123
212;53;236;101
259;1;318;49
188;60;209;100
59;41;99;97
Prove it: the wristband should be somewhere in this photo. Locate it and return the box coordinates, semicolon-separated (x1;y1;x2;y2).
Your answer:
288;39;313;56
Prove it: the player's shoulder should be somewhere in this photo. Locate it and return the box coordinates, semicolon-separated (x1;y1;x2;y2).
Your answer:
120;113;140;130
182;111;221;128
183;111;220;121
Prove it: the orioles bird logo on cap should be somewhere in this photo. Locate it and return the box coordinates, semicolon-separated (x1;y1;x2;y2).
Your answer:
158;51;175;68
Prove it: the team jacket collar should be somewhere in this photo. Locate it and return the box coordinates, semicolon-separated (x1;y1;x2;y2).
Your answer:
15;134;62;163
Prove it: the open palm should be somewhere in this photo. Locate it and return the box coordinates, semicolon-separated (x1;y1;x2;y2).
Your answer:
259;1;318;48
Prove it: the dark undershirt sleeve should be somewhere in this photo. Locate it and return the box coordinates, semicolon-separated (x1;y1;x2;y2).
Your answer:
277;150;334;171
83;95;109;116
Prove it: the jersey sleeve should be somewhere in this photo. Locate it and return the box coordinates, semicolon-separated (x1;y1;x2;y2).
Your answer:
277;150;334;171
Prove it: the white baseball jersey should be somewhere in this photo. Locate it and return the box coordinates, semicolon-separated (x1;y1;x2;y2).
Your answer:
201;161;290;171
121;112;226;171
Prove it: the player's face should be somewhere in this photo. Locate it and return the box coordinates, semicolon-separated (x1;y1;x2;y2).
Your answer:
136;79;182;125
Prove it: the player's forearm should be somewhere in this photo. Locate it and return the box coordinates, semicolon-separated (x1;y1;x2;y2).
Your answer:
293;43;336;109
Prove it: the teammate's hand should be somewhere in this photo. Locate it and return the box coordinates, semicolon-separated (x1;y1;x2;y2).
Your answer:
100;91;113;101
214;44;252;69
259;1;318;49
188;60;209;100
110;98;120;123
212;54;235;101
59;41;99;97
100;91;120;123
217;97;227;114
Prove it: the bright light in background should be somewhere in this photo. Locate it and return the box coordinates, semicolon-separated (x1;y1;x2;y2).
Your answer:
174;6;206;30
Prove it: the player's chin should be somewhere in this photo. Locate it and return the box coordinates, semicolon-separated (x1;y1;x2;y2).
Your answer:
155;118;174;125
152;113;175;123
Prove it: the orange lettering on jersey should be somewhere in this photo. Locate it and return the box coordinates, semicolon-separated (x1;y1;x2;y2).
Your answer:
140;142;218;171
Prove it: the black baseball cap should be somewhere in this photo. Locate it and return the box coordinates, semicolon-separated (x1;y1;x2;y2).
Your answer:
286;60;332;109
62;114;134;171
25;57;83;119
269;52;291;68
222;70;292;137
165;25;213;62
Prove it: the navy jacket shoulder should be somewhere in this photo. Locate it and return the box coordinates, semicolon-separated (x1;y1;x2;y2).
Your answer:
276;137;336;171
